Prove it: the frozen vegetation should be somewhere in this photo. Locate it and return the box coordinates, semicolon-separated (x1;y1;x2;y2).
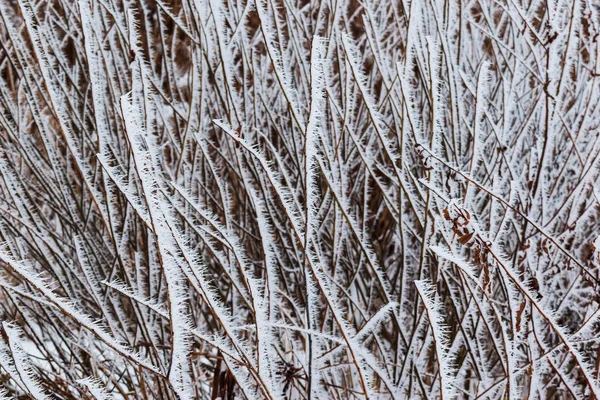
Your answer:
0;0;599;398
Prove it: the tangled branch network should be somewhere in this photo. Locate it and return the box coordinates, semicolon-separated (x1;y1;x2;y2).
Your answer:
0;0;599;398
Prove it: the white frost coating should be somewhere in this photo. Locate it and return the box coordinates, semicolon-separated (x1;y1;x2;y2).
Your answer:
414;280;456;400
2;323;49;400
304;36;327;398
464;62;491;208
0;0;598;397
0;252;161;373
120;89;193;399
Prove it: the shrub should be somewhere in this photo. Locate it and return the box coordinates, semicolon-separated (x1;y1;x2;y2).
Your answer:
0;0;599;398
